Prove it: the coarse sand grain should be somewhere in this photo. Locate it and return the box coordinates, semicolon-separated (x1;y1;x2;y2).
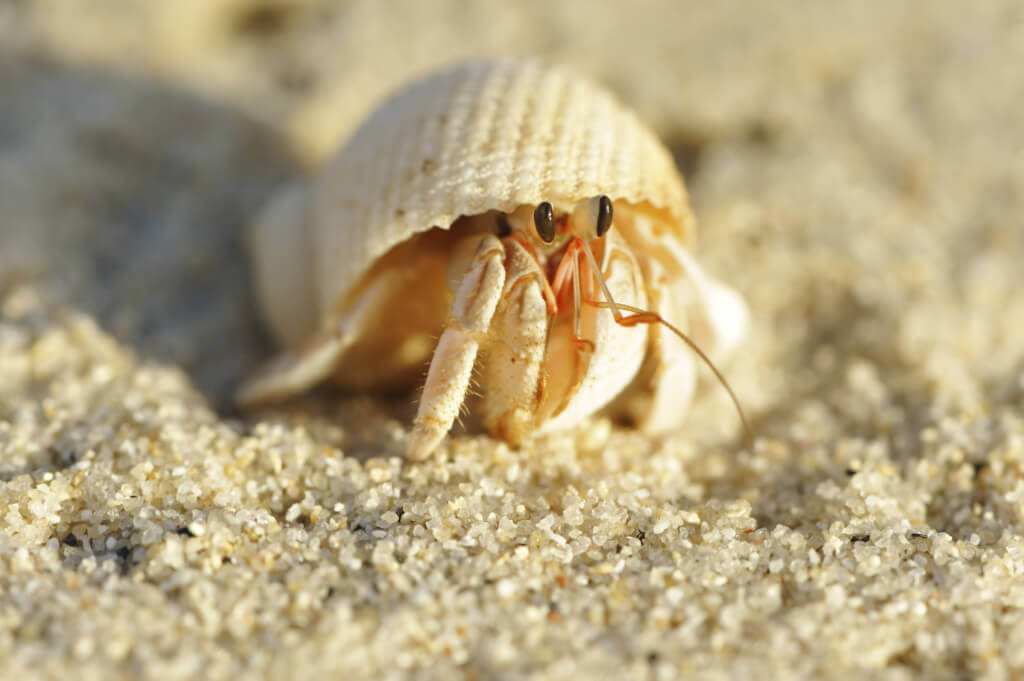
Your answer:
2;2;1024;680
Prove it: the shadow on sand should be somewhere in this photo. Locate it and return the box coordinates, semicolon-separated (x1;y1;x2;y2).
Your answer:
0;52;300;407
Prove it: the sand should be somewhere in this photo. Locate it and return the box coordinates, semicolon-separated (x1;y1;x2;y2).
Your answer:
2;1;1024;679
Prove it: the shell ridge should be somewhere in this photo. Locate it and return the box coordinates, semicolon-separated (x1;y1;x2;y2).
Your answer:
310;58;693;311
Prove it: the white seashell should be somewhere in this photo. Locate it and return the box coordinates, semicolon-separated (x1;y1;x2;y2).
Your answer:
238;57;748;459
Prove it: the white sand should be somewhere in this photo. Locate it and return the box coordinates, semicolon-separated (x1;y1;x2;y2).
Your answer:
2;2;1023;679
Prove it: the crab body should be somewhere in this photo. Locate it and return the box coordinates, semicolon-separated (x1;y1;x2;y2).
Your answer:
238;58;748;458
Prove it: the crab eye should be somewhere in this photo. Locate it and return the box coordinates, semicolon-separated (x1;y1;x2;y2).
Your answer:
534;202;555;243
595;195;613;237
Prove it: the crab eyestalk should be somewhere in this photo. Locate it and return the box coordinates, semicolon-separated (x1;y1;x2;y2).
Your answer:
570;195;613;240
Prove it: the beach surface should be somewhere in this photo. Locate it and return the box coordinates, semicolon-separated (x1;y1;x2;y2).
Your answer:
1;2;1023;679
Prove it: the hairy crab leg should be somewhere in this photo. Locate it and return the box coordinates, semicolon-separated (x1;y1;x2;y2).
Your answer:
408;234;507;459
480;237;550;445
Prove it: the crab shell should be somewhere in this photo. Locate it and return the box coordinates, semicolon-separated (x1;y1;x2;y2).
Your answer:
239;58;747;454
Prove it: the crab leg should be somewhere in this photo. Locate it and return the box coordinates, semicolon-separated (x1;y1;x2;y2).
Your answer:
407;234;506;460
480;238;549;445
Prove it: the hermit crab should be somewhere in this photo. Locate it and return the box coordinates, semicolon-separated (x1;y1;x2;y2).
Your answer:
237;58;749;459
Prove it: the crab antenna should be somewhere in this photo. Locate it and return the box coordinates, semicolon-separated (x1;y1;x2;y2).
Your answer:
580;240;623;320
571;245;584;343
579;239;752;443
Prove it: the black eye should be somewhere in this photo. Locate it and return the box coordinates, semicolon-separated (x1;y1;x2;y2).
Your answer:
534;202;555;243
596;195;613;237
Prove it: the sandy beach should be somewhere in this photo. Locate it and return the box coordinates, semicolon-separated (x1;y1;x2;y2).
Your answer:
2;2;1023;679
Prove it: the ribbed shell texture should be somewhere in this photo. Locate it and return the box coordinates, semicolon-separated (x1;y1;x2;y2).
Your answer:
307;58;691;312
